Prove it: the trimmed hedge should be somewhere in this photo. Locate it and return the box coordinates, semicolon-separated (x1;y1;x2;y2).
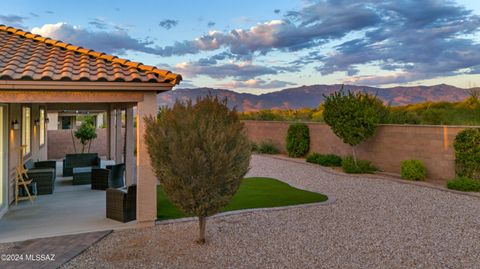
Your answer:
400;160;426;181
342;156;376;174
447;177;480;192
286;123;310;157
454;128;480;179
257;140;280;154
306;153;342;167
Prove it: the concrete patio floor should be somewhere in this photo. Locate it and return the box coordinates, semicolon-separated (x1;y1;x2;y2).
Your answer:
0;161;135;243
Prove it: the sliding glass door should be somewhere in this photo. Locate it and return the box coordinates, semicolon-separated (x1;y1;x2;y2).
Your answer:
0;105;7;216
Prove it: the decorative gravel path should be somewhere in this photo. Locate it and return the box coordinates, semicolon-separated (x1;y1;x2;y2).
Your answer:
64;155;480;269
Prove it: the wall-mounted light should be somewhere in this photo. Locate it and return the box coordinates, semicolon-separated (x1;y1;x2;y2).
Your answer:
11;120;19;130
34;119;40;126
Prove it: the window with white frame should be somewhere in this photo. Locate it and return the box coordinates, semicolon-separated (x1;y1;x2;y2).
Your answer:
22;106;31;156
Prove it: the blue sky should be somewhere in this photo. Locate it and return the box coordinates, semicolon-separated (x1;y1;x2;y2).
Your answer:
1;0;480;94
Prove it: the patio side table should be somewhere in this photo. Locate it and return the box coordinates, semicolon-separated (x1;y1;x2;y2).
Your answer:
72;167;93;185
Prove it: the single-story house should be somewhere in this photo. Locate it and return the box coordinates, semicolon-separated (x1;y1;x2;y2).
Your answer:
0;24;181;227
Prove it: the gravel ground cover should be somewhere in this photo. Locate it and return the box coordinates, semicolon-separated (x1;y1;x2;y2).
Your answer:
64;154;480;269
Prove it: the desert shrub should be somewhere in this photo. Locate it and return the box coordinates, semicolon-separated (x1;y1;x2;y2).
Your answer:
145;96;251;244
286;123;310;157
454;128;480;179
386;110;421;124
447;177;480;192
400;160;426;180
342;156;376;174
422;108;445;125
257;140;280;154
306;153;342;167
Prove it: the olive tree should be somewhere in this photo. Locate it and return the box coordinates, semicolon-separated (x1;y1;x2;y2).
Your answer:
145;96;251;244
323;86;386;163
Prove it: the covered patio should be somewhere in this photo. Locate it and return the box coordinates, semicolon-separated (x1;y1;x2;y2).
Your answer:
0;160;133;243
0;25;181;242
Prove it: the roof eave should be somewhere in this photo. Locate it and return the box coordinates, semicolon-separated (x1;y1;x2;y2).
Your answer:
0;80;175;92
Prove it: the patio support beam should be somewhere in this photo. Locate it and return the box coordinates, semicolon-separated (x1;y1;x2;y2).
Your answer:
108;107;116;160
115;109;123;163
125;105;135;185
136;92;157;227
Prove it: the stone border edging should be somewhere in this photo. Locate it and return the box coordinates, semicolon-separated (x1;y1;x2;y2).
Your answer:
266;154;480;199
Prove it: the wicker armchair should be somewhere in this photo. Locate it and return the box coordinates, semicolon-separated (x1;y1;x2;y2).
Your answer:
106;185;136;222
27;169;55;195
24;159;56;195
91;163;125;190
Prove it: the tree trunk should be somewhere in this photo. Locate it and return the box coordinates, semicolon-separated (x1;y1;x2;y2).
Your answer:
71;130;77;153
197;216;207;244
88;139;92;153
352;145;357;165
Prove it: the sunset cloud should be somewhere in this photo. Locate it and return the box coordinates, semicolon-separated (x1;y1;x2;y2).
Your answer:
218;78;296;89
25;0;480;86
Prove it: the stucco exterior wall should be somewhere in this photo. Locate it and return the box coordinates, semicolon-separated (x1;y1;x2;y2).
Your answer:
243;121;470;181
8;103;48;204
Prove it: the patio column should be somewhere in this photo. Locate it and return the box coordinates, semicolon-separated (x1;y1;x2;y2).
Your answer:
115;108;122;163
136;92;157;227
107;107;116;161
125;105;135;185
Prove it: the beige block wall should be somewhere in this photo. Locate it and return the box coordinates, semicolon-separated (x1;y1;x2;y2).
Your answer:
8;103;48;204
47;128;129;160
243;121;468;181
46;120;469;182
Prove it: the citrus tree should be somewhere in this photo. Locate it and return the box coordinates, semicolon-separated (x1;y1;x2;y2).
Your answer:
145;96;251;244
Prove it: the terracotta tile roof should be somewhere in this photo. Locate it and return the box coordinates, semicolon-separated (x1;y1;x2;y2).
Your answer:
0;25;182;85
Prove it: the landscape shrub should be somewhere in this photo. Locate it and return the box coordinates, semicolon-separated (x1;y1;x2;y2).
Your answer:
400;160;426;181
342;156;376;174
447;177;480;192
286;123;310;157
257;140;280;154
453;128;480;179
306;153;342;167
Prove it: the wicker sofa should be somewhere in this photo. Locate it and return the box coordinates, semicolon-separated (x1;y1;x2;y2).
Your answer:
63;153;101;177
106;185;136;223
24;159;56;195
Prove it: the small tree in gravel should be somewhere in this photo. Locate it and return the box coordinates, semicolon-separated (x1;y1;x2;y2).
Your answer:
323;86;386;164
145;96;251;244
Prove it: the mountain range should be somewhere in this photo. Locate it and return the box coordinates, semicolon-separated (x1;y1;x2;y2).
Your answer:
157;84;472;111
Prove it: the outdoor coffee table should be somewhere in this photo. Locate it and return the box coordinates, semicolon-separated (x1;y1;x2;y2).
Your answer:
72;167;92;185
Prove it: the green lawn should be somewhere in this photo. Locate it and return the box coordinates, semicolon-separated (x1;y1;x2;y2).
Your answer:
156;177;328;220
